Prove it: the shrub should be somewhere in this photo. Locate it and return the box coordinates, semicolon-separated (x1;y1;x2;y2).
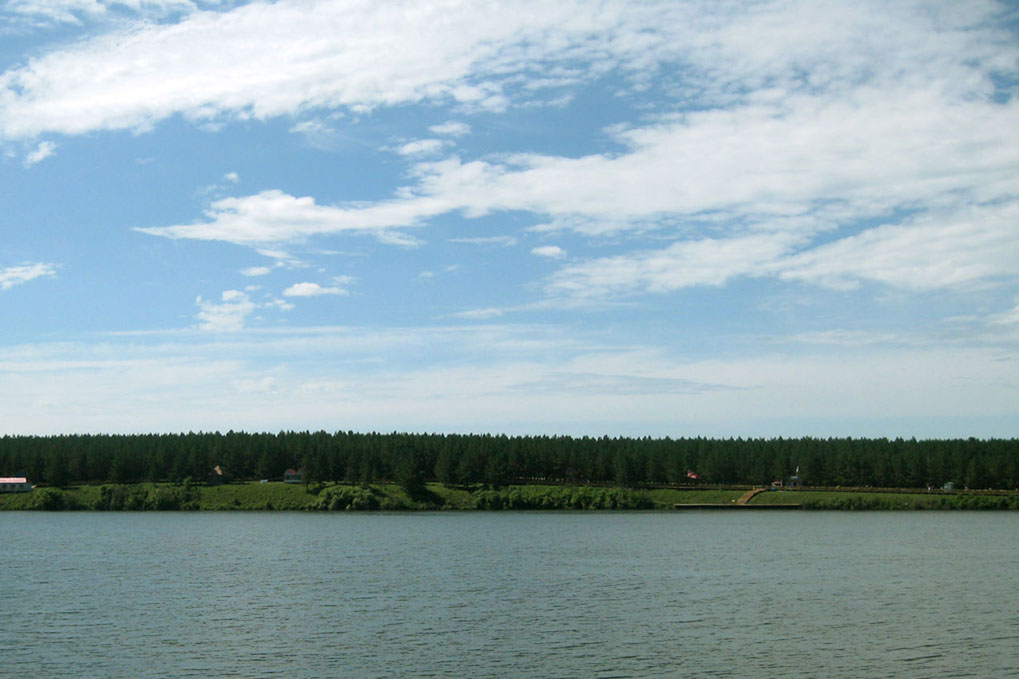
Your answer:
318;485;380;510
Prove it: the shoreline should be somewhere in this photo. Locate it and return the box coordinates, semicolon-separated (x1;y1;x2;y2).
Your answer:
2;482;1017;511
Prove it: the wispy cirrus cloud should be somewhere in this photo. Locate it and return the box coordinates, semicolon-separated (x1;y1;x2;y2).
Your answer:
9;0;1019;339
448;235;517;247
0;262;58;289
136;189;446;248
429;121;470;137
546;201;1019;298
0;0;673;138
4;0;1012;140
3;0;199;29
137;81;1019;294
546;233;803;298
778;202;1019;291
394;139;445;157
2;324;1017;436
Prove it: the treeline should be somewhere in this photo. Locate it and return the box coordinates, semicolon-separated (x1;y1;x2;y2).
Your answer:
1;432;1017;490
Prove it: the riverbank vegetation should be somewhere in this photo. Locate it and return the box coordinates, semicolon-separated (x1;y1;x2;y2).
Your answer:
1;432;1017;490
2;481;1017;511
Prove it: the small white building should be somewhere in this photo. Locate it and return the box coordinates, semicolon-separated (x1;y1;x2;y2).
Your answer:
0;477;33;493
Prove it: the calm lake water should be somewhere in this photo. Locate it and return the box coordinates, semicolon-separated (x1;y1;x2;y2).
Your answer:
1;511;1017;678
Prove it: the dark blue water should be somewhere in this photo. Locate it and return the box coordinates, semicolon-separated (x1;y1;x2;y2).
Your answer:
1;512;1017;678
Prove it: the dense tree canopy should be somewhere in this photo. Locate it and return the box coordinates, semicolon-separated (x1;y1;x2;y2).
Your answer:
1;432;1016;490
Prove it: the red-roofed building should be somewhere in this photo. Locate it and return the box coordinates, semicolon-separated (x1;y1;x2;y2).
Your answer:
0;477;33;493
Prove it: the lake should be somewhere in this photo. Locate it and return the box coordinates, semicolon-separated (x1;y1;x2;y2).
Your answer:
1;511;1017;678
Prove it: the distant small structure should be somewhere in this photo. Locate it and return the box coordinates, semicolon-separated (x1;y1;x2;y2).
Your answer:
770;480;784;489
207;465;228;486
787;465;803;488
284;468;304;484
0;477;33;493
942;481;956;492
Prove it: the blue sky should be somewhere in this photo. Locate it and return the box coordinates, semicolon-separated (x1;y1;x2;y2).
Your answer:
1;0;1018;437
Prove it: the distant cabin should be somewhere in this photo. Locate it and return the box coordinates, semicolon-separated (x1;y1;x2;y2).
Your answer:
943;481;956;492
284;468;304;484
787;474;802;488
0;477;33;493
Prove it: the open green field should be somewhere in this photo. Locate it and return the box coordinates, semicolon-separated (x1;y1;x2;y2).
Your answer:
1;482;1016;511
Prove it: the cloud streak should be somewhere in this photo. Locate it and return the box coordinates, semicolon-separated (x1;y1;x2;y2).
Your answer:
1;324;1016;436
283;280;350;297
4;0;1012;140
0;0;671;138
136;189;446;247
0;262;58;290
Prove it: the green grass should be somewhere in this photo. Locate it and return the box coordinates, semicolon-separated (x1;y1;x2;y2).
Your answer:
2;482;1017;511
646;488;746;506
751;489;1019;510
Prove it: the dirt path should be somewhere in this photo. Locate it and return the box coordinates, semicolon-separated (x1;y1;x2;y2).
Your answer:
736;488;768;505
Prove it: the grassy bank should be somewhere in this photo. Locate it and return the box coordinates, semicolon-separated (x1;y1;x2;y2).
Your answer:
752;489;1019;510
1;482;1016;511
0;482;741;511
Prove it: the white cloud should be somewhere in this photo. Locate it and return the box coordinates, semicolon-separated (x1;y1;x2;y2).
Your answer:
778;202;1019;291
547;233;802;298
223;171;239;183
136;189;447;246
255;248;301;263
787;330;915;347
283;281;350;297
545;201;1019;299
532;245;566;259
140;83;1019;269
449;307;503;320
0;0;656;138
448;235;517;247
194;289;256;331
265;297;294;312
11;0;1017;324
241;266;272;277
90;0;1015;310
395;139;445;156
288;117;352;150
429;121;470;137
23;140;56;166
0;262;58;290
5;1;1011;141
4;0;196;27
405;88;1019;225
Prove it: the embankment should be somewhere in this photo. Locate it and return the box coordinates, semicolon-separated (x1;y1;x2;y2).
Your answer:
1;482;1016;511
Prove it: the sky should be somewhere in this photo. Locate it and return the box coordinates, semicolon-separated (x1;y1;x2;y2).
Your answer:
1;0;1018;438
